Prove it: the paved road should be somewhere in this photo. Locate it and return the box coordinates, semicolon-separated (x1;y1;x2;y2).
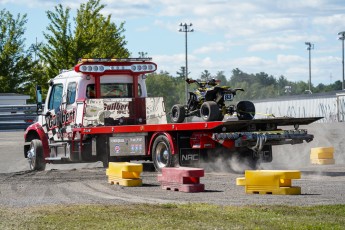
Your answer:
0;126;345;207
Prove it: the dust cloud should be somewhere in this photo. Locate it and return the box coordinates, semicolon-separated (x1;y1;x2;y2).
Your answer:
199;148;259;174
261;123;345;170
198;122;344;173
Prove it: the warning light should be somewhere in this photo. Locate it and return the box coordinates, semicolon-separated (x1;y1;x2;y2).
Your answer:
75;58;157;74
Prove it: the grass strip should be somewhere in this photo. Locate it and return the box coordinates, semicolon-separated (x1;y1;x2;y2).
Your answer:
0;203;344;229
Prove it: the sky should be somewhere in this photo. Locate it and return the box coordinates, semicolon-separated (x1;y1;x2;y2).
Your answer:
2;0;345;86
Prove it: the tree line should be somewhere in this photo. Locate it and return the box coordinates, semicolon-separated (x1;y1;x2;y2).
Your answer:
146;67;342;115
0;0;129;100
0;0;342;107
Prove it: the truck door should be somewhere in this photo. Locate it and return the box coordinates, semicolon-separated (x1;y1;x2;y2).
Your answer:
45;80;76;141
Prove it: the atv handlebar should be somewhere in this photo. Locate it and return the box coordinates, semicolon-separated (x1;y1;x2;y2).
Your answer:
229;88;244;95
186;78;219;87
186;78;197;84
186;78;245;94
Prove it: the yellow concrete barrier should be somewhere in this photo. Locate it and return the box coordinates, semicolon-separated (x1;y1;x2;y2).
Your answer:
236;177;246;186
310;147;335;165
106;162;143;186
237;170;301;195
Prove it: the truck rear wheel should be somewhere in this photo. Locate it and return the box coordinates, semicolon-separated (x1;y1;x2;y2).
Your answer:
27;139;46;171
171;104;185;123
200;101;220;122
152;135;178;172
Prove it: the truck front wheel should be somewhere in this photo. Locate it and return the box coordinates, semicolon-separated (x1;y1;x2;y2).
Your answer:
152;135;178;172
27;139;46;171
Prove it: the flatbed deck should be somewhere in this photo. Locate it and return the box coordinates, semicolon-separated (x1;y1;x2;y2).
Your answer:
76;117;323;134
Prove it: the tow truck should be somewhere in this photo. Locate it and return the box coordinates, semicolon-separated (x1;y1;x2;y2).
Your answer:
24;58;321;172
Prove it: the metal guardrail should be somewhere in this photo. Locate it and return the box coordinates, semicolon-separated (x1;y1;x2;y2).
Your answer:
0;104;38;130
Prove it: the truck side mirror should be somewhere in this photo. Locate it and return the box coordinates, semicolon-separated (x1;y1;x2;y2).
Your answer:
36;85;43;113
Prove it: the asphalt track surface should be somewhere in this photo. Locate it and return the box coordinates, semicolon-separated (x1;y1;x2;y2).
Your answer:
0;123;345;208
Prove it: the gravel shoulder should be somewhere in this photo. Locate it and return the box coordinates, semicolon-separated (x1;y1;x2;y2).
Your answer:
1;128;345;207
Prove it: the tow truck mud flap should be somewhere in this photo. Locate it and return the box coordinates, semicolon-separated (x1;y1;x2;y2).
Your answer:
180;149;205;166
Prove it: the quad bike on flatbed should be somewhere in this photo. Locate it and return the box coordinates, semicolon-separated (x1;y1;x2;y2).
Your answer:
171;78;256;123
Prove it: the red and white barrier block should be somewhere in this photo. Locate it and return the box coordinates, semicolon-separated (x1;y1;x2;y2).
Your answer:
157;167;205;193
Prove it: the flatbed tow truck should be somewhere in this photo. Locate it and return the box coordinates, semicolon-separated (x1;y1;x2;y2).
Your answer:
24;58;321;172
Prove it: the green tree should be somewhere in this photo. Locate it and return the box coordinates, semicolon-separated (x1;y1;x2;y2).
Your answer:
0;9;32;93
174;67;188;103
20;62;50;102
215;71;227;86
39;4;73;78
314;83;326;93
330;80;342;91
176;66;186;81
255;72;276;86
146;72;183;120
200;70;211;81
73;0;129;59
291;81;311;94
277;75;290;95
39;0;130;79
230;68;253;85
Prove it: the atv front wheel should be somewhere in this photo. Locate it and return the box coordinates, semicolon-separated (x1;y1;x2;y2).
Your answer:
200;101;220;122
237;101;255;120
171;104;185;123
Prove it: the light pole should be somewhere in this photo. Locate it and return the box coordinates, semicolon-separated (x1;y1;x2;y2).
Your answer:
305;42;314;94
179;23;194;105
338;31;345;90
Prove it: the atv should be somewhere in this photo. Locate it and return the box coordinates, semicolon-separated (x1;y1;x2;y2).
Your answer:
170;78;256;123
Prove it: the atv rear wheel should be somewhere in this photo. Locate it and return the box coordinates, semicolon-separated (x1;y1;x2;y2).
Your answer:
200;101;220;122
171;104;185;123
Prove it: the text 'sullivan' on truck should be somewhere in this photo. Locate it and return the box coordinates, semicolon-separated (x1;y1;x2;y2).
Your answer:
24;58;322;172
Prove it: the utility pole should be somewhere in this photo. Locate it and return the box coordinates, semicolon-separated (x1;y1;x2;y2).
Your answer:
338;31;345;90
305;42;314;94
179;23;194;105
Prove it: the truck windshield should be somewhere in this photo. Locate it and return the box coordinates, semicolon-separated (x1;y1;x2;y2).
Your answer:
86;83;142;98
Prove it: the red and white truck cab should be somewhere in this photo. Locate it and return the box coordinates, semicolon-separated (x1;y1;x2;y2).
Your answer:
24;58;167;170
